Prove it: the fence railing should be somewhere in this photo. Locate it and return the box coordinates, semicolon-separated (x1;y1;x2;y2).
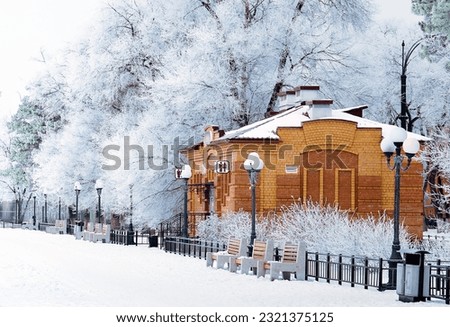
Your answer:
305;252;390;291
110;229;136;246
164;237;226;259
110;230;159;247
0;221;16;229
37;222;54;232
159;213;182;237
428;261;450;305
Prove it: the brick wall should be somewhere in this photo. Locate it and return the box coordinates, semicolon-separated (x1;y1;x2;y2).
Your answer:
185;119;425;239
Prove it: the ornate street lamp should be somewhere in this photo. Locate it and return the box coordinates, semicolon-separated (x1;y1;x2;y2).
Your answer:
244;152;264;256
95;179;104;224
380;126;420;288
400;38;425;131
74;181;82;223
180;165;192;238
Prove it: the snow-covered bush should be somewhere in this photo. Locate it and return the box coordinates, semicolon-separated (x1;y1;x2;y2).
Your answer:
417;220;450;261
197;201;416;259
271;202;414;258
196;210;274;243
436;219;450;234
417;236;450;262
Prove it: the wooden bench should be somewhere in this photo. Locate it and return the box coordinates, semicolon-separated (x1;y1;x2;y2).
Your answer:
92;224;111;243
229;239;274;275
256;242;306;281
206;238;247;269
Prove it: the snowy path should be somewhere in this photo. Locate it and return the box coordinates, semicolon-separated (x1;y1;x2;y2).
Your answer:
0;228;447;307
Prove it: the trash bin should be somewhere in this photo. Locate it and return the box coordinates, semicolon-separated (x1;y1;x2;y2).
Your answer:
149;236;158;248
396;250;430;302
74;224;82;240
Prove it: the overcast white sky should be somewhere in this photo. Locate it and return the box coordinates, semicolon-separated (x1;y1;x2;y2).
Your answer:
0;0;421;121
0;0;105;120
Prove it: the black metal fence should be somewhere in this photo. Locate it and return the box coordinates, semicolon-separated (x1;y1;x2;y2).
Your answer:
164;236;226;259
163;238;389;292
0;221;17;228
110;230;159;247
428;260;450;305
37;222;54;232
305;252;389;291
159;213;182;237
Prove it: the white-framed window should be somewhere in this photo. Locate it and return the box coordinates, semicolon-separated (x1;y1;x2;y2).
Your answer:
285;165;299;174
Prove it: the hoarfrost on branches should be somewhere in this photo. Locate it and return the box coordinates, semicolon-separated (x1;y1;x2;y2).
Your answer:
197;201;417;259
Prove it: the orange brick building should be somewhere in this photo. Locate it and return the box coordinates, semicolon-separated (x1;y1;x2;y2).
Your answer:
181;86;429;238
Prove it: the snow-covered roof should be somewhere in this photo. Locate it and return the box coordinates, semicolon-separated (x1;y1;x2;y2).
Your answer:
215;104;431;142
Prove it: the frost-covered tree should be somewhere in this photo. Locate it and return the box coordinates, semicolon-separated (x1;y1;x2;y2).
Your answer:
412;0;450;61
154;0;373;128
422;129;450;220
27;0;379;226
0;98;56;223
22;0;450;229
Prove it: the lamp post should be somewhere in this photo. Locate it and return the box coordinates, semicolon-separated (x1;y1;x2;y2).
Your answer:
244;152;264;256
95;179;104;224
58;197;61;220
74;181;82;223
32;195;36;226
180;165;192;238
400;39;424;131
15;199;18;225
380;126;420;288
129;184;134;233
44;193;48;223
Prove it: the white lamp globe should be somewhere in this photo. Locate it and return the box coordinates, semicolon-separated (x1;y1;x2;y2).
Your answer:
74;181;82;191
95;179;104;190
244;152;264;171
180;165;192;179
403;138;420;156
380;137;396;154
389;126;408;144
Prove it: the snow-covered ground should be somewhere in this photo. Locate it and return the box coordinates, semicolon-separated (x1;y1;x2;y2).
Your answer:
0;228;448;326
